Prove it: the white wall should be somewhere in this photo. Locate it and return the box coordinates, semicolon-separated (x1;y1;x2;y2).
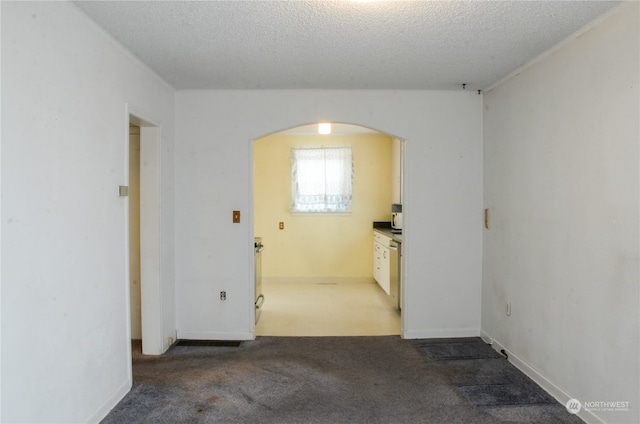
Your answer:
175;90;483;340
482;3;639;424
1;2;175;423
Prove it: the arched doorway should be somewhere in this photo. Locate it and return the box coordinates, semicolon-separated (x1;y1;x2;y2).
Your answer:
251;122;406;337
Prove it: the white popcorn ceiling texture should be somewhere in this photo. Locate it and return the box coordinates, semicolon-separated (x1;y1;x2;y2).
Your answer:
74;1;622;90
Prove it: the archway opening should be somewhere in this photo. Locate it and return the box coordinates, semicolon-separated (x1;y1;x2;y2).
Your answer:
251;122;406;337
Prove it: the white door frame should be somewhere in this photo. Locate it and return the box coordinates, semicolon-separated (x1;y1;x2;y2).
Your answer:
126;105;163;358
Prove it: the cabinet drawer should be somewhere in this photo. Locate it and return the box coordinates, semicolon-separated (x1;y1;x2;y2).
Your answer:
373;230;392;247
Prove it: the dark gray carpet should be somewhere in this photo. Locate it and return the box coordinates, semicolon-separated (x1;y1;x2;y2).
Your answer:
416;337;504;361
458;382;557;406
101;337;584;424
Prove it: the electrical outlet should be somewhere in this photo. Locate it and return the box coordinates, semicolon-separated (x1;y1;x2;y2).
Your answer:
233;211;241;223
168;337;174;346
220;291;227;301
279;222;284;230
506;302;511;316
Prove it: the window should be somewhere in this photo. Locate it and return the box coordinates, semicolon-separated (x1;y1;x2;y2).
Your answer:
291;147;353;213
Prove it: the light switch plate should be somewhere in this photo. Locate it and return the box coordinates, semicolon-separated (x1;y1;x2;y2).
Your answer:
233;210;241;223
118;186;129;197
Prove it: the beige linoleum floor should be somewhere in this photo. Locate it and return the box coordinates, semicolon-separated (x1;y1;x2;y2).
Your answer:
255;279;401;336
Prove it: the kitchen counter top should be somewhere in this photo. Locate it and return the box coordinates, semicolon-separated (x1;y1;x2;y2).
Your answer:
373;222;403;243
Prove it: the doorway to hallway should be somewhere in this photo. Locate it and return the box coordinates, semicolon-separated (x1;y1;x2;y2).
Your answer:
129;124;142;343
127;111;164;356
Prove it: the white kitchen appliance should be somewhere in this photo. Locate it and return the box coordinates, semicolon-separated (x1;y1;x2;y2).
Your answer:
391;204;403;231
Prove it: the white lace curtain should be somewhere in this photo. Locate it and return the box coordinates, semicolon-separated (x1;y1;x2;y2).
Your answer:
291;147;353;213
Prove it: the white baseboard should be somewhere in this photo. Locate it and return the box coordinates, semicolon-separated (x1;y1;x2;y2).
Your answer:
86;380;130;424
403;327;480;339
480;331;605;424
177;330;254;341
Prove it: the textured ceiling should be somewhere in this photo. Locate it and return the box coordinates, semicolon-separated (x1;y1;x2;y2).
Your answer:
73;1;622;91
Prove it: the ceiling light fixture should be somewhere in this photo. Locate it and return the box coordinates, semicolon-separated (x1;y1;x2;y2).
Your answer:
318;123;332;135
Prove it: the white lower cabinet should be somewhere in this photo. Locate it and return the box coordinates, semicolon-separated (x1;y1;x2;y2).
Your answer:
373;231;391;295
